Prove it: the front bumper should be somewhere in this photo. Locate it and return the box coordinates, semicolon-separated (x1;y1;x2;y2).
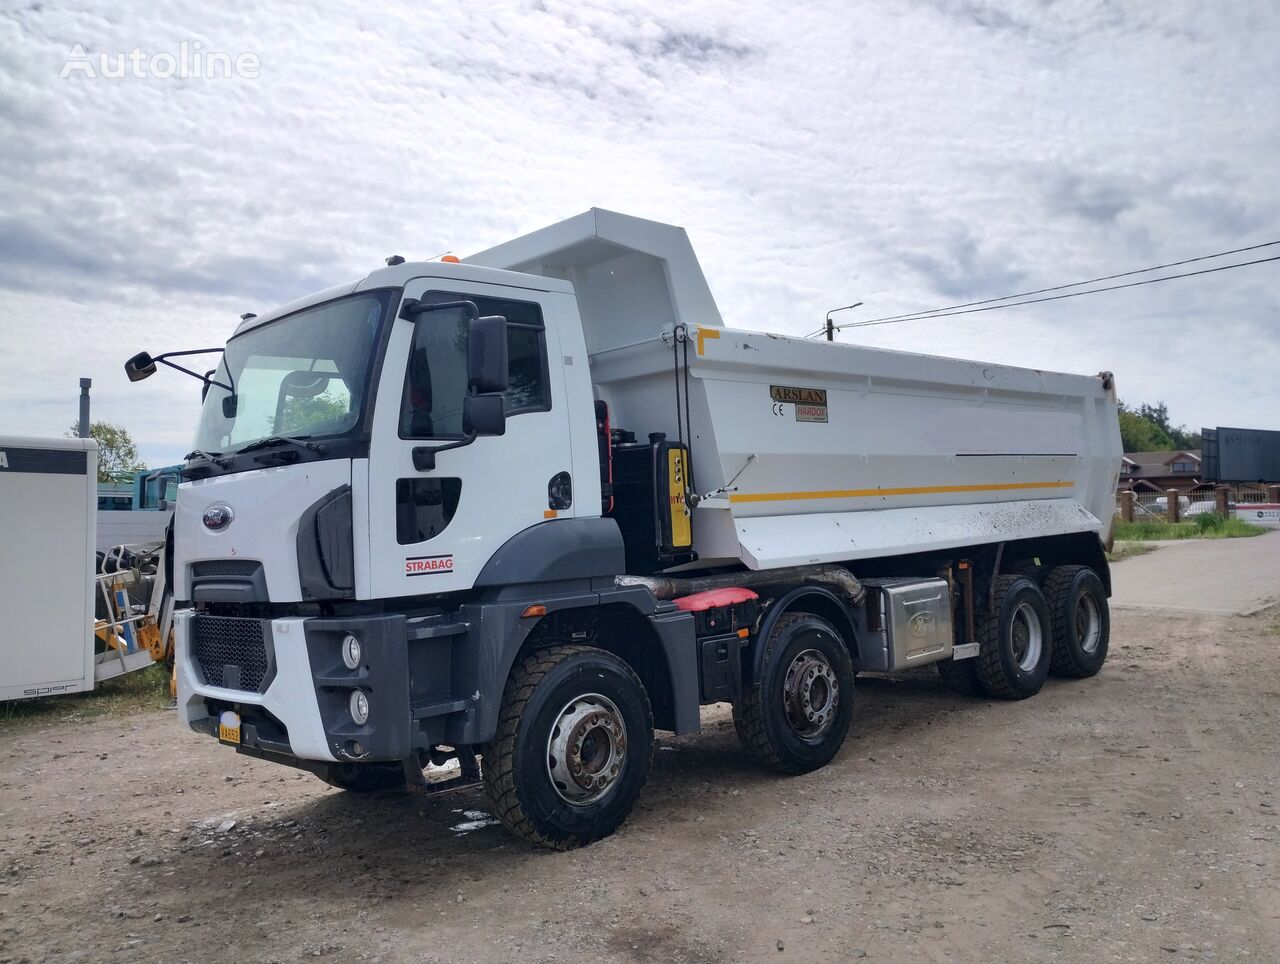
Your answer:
177;610;467;764
176;611;339;762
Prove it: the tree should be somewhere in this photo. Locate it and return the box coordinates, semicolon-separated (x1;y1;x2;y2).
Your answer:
67;421;146;483
1135;401;1202;451
1117;407;1172;453
274;393;350;435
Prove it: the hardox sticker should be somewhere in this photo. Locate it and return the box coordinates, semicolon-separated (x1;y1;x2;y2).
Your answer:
769;385;829;423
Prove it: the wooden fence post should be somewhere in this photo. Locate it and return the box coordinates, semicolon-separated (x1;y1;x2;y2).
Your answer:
1166;488;1181;524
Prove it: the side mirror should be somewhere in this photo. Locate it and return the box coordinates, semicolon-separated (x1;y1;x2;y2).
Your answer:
468;315;509;395
463;394;506;437
125;351;157;382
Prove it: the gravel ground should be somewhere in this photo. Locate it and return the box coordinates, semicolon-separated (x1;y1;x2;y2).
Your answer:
2;605;1278;963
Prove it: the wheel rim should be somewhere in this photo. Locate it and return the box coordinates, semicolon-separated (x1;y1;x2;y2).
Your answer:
782;648;840;739
545;693;628;805
1011;601;1043;672
1075;593;1102;654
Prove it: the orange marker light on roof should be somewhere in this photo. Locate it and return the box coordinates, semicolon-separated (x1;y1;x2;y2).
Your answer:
441;254;460;263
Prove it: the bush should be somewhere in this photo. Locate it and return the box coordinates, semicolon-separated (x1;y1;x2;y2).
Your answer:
1195;512;1226;533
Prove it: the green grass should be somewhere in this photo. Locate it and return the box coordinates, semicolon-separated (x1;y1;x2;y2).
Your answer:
1106;541;1159;562
1113;517;1269;542
0;663;171;730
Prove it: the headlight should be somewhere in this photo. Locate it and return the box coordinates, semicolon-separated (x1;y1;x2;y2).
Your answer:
349;689;369;725
342;633;362;670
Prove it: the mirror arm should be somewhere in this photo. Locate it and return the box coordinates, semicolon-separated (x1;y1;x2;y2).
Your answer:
154;346;225;362
155;356;233;393
411;434;477;472
400;298;480;322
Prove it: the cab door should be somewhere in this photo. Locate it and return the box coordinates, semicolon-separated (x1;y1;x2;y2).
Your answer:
364;277;574;599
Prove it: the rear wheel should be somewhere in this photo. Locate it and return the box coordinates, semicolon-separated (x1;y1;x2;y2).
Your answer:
482;644;653;850
319;762;406;793
733;613;855;774
975;575;1052;700
1044;565;1109;678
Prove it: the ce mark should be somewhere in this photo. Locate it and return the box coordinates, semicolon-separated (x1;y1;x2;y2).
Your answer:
771;403;787;416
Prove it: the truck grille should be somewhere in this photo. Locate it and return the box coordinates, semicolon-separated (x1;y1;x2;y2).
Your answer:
191;615;272;693
191;559;261;578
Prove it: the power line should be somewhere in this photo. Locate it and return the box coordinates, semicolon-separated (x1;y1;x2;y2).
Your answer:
804;238;1280;337
833;238;1280;332
833;253;1280;331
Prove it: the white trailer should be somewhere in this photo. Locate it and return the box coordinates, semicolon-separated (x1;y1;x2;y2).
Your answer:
127;209;1122;848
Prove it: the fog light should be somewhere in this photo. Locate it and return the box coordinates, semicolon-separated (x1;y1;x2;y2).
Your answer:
349;689;369;725
342;633;362;670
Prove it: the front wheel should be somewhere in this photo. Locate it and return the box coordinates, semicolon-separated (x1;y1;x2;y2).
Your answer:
733;613;855;774
482;644;654;850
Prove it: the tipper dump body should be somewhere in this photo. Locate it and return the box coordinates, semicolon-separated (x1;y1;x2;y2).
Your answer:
137;208;1125;850
591;329;1119;569
470;207;1122;571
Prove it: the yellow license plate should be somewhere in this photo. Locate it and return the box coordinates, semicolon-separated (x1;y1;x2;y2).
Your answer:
218;711;241;745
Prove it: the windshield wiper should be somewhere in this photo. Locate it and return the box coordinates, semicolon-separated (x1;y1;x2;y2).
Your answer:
182;449;230;480
236;435;327;456
184;449;224;462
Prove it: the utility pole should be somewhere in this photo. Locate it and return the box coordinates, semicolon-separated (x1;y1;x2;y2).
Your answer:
823;302;864;341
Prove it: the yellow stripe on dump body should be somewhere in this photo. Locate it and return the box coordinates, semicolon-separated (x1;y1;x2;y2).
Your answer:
727;480;1074;504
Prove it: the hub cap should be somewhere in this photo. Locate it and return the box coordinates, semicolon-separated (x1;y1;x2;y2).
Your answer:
1075;593;1102;654
1011;601;1044;672
782;648;840;739
546;693;627;805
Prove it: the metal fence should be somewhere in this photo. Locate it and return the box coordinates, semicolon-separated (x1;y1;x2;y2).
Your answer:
1115;485;1277;520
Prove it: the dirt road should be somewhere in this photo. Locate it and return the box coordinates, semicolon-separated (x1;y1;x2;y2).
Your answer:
1110;530;1280;615
3;599;1278;961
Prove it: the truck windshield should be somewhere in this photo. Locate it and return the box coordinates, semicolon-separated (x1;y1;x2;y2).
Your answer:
192;291;392;455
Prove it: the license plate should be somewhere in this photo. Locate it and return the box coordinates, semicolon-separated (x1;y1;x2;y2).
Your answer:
218;710;241;745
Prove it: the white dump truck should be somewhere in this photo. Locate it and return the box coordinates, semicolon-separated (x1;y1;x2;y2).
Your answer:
126;209;1122;848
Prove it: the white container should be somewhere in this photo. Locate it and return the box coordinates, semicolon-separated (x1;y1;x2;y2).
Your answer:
0;436;98;699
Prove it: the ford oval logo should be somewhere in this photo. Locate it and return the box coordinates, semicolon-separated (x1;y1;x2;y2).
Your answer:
908;611;934;639
203;504;234;531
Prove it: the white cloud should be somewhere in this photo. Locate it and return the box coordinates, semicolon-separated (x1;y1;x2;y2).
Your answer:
0;0;1278;460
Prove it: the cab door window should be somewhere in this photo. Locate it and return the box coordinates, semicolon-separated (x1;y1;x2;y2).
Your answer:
400;291;551;439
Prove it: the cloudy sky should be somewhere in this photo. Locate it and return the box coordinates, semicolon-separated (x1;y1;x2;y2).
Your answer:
1;0;1278;466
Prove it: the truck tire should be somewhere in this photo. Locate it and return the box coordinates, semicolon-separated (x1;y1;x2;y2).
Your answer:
481;644;654;850
936;656;983;696
319;762;406;793
975;575;1052;700
733;613;855;774
1044;565;1109;678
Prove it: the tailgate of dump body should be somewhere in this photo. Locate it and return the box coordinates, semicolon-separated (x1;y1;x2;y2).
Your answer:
589;326;1121;570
